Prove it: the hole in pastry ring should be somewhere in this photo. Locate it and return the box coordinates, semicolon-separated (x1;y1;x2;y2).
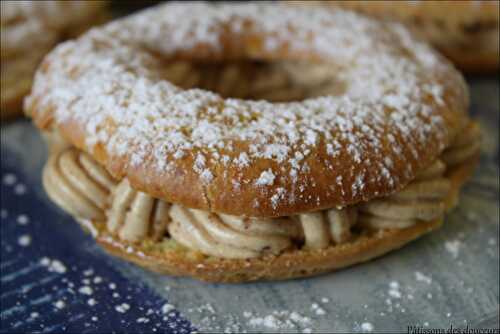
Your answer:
27;2;470;218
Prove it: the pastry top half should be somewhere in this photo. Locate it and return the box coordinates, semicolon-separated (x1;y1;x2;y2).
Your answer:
26;2;469;218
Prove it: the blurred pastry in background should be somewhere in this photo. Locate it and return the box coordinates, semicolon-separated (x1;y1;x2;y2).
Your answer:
289;0;499;73
1;0;109;121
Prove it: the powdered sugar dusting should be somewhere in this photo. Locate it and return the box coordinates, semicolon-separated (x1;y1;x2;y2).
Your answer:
16;214;29;225
415;271;432;284
78;286;93;296
161;303;175;315
388;281;402;299
445;240;461;258
361;322;374;332
245;310;312;330
40;257;67;274
17;234;31;247
255;169;276;186
115;303;131;313
26;2;466;213
54;300;65;309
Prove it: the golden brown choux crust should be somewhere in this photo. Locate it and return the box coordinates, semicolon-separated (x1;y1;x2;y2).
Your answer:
82;154;478;283
0;1;109;120
290;1;499;73
26;2;470;218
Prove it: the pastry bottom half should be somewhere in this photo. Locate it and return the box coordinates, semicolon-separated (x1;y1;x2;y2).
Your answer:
73;154;477;283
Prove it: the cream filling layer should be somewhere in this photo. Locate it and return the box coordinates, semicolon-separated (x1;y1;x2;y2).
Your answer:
42;123;480;259
43;148;116;221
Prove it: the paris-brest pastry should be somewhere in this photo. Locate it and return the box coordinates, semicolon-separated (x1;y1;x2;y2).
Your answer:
25;2;480;282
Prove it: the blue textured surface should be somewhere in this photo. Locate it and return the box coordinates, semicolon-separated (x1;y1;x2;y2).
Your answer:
0;146;196;333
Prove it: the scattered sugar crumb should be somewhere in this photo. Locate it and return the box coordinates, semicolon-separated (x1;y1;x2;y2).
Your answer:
40;258;67;273
161;303;175;314
109;283;117;290
17;214;29;225
389;281;399;289
115;303;130;313
79;286;93;295
30;312;39;319
311;303;326;316
91;316;98;322
137;317;150;323
247;310;311;330
18;235;31;247
388;281;402;299
87;298;97;306
54;300;65;309
93;276;103;284
320;298;329;304
14;184;27;195
2;174;17;185
415;271;432;284
445;240;461;258
49;260;67;274
83;269;94;276
361;322;374;332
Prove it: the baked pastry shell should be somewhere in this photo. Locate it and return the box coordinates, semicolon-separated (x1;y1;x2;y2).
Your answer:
26;2;470;218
